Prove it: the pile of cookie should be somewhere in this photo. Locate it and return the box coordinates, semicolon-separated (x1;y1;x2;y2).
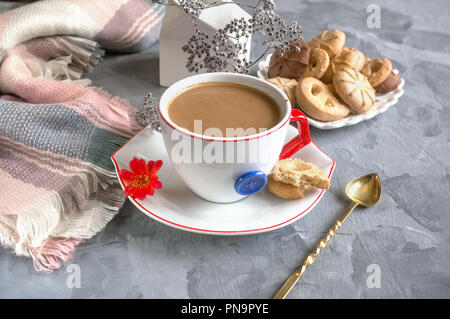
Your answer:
267;158;330;199
267;30;402;122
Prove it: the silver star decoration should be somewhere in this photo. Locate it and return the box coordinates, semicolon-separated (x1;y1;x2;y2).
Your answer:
136;92;161;131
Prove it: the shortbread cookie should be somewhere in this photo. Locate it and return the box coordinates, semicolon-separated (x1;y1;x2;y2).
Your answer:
267;77;298;105
332;47;365;72
326;83;336;96
321;61;335;84
273;159;330;189
308;30;346;59
268;40;310;78
361;58;392;87
374;71;401;93
301;47;330;79
295;77;350;122
363;56;371;71
267;174;306;199
334;68;376;113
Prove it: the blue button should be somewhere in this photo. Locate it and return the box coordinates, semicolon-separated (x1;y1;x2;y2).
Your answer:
234;171;268;196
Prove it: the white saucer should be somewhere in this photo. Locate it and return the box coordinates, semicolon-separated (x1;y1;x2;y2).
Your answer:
112;125;335;235
257;53;405;130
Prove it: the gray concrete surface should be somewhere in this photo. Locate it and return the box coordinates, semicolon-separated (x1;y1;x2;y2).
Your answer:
1;0;450;298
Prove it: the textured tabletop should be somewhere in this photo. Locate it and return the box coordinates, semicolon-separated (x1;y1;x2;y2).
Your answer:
1;0;450;298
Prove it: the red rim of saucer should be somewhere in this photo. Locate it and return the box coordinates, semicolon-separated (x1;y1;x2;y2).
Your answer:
111;124;335;235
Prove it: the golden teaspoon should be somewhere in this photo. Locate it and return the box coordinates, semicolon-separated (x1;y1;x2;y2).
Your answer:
273;173;382;299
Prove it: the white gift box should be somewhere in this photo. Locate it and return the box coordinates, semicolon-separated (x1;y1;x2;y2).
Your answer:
159;0;252;87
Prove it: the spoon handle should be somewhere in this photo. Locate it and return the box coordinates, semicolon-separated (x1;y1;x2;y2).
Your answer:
273;201;359;299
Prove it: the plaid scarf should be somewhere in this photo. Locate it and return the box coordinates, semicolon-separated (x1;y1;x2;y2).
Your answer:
0;0;164;272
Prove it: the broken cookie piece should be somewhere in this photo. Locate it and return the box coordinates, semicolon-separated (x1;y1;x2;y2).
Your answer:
273;159;330;190
267;174;306;199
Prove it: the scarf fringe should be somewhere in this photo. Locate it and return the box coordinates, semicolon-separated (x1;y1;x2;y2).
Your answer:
0;222;18;250
93;87;141;135
0;163;126;272
31;238;83;273
25;36;104;87
60;36;104;73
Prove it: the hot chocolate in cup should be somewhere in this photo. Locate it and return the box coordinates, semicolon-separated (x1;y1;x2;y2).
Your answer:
158;72;311;203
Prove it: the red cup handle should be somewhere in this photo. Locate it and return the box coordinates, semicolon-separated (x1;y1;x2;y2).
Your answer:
279;109;311;160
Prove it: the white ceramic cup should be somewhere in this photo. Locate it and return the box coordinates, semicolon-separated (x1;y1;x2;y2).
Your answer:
159;72;311;203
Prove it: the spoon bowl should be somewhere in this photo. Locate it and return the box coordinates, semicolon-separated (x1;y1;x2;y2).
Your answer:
345;173;382;207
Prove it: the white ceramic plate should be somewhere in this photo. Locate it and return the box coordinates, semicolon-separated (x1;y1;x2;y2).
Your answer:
257;53;405;129
112;125;335;235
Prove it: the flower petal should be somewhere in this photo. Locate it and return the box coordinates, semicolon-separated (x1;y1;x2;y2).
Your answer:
123;185;135;197
149;160;163;175
152;180;162;189
136;193;147;201
141;184;153;196
132;187;146;200
129;157;143;175
119;169;135;183
155;160;163;172
143;160;150;175
147;160;155;173
137;158;148;174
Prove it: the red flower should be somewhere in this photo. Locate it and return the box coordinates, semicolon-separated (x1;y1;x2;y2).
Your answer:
119;157;163;200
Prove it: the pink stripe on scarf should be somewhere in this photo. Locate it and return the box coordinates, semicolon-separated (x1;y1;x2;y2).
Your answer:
0;135;84;174
11;78;139;138
0;170;53;215
96;0;153;48
115;10;161;49
70;0;129;30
